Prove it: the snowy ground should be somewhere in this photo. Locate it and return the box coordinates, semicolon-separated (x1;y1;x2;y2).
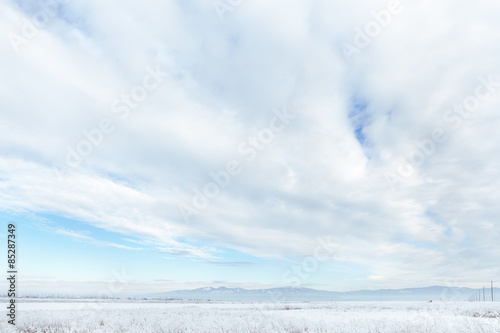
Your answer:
2;300;500;332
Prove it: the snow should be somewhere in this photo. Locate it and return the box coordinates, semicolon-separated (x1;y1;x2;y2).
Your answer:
2;300;500;332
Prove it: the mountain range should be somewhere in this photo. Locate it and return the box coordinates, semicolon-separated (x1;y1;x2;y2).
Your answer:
139;286;500;302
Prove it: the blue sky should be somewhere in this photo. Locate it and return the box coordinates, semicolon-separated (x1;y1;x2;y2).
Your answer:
1;0;500;296
0;210;359;295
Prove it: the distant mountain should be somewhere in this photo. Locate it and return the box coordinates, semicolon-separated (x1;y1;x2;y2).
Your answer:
139;286;500;302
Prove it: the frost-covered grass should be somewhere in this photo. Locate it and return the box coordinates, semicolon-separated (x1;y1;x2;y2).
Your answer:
2;300;500;332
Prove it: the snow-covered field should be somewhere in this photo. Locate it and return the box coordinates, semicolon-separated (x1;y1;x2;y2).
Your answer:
2;300;500;332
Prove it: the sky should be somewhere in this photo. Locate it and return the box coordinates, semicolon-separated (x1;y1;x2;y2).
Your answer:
1;0;500;296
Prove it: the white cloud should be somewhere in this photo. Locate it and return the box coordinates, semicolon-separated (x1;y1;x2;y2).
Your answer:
1;0;500;290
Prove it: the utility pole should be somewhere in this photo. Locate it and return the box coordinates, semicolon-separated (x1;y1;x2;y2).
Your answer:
492;281;494;302
483;287;485;302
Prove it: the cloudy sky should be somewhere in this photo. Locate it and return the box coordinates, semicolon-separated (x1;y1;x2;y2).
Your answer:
1;0;500;296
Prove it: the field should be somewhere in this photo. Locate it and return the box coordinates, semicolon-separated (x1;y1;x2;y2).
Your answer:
2;300;500;332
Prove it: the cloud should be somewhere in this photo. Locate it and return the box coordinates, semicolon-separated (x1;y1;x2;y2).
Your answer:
53;228;143;250
200;260;256;267
157;247;219;260
1;0;500;290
